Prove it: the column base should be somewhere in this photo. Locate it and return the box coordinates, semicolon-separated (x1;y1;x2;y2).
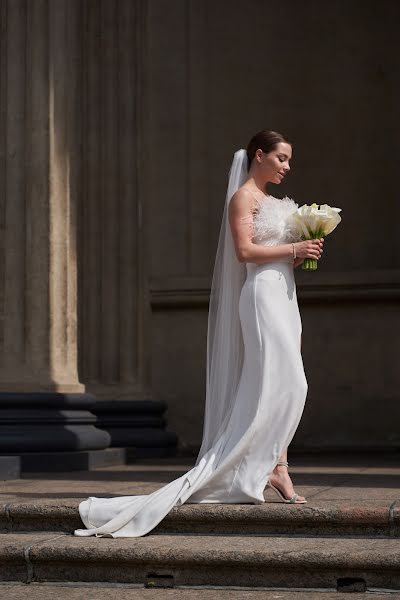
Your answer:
1;447;126;473
92;400;178;458
0;392;111;453
0;456;21;479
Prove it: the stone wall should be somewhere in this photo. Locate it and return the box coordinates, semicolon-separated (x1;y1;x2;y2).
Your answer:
147;0;400;452
0;0;398;457
0;0;176;462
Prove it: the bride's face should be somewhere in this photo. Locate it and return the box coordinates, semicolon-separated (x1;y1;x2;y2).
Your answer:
255;142;292;185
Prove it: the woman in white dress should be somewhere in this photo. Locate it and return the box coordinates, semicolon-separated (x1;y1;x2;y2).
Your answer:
74;129;324;538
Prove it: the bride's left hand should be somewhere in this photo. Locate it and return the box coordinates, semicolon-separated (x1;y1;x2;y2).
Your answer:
294;238;324;268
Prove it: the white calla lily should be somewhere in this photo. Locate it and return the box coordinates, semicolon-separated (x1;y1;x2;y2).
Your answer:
287;201;342;270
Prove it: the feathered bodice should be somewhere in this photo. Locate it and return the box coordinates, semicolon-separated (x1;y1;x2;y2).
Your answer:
252;194;302;246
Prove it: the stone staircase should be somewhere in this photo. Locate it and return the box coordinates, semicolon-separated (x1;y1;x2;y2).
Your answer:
1;498;400;592
1;457;400;592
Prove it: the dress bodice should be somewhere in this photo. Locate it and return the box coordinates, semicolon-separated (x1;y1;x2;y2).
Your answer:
252;194;302;247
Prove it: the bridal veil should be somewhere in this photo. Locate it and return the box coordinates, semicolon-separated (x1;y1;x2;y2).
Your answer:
196;148;249;462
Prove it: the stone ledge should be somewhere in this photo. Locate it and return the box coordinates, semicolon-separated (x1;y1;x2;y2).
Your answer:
150;270;400;308
1;532;400;589
1;499;399;538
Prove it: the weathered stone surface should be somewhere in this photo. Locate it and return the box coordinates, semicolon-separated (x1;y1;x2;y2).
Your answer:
0;533;64;582
0;0;175;463
5;500;82;533
0;0;84;394
1;457;399;537
0;498;396;537
392;499;400;538
0;584;393;600
1;533;399;589
1;454;400;591
160;501;393;537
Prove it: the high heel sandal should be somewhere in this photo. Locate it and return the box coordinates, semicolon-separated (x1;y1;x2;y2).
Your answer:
266;460;307;504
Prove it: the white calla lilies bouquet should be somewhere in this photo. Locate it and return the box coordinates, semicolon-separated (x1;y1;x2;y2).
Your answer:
288;203;342;271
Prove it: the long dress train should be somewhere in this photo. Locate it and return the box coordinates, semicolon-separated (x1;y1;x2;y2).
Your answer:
74;193;307;538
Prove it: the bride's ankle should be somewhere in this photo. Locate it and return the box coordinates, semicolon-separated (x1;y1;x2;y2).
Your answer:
272;465;288;475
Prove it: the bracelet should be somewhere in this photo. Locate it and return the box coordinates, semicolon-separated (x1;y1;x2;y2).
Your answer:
291;243;297;261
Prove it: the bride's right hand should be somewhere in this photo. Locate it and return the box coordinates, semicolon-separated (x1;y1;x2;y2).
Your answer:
294;239;324;260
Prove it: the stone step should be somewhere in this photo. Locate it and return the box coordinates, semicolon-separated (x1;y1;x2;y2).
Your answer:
1;532;400;591
1;499;399;538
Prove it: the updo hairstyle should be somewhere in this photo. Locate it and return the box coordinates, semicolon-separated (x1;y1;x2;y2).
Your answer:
246;129;291;170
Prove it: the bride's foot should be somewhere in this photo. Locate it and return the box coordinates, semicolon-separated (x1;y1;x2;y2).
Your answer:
267;461;306;503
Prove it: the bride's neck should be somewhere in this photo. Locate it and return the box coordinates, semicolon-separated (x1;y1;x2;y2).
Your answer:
244;176;268;196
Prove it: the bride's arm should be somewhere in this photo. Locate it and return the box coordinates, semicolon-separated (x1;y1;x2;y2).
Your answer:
228;189;295;265
228;190;323;265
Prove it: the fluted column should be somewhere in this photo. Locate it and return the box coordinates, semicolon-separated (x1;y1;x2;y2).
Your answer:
78;0;176;454
0;0;81;391
0;0;110;460
78;0;147;401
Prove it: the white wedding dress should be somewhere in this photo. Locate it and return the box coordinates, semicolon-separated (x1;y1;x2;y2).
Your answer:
74;193;307;538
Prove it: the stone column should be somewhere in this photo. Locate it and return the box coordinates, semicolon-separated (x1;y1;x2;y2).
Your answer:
78;0;176;456
0;0;110;467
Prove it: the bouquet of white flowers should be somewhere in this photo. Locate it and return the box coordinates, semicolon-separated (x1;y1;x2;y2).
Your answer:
288;203;342;271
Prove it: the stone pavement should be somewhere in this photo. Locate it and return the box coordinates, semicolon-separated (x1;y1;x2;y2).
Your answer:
1;583;399;600
2;452;400;505
0;452;399;594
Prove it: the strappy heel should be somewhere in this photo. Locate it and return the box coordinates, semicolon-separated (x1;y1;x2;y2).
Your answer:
266;460;307;504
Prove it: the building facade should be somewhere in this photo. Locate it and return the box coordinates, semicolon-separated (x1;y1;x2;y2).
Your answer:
0;0;399;471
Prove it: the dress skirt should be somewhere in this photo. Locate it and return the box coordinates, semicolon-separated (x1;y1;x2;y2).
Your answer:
74;260;308;537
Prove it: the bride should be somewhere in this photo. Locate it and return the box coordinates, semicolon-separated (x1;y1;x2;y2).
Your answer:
74;129;324;538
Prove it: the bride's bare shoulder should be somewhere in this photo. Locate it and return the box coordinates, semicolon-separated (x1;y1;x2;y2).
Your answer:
231;185;252;201
230;186;258;216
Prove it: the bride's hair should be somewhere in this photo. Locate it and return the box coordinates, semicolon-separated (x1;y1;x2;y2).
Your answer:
246;129;291;170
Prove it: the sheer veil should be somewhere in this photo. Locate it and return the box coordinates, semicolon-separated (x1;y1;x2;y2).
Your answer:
195;149;249;463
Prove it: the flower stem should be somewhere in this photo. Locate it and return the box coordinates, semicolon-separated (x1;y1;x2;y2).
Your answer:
302;258;318;271
299;221;326;271
301;229;321;271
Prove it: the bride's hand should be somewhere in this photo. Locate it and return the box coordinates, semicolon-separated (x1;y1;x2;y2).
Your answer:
294;238;324;260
